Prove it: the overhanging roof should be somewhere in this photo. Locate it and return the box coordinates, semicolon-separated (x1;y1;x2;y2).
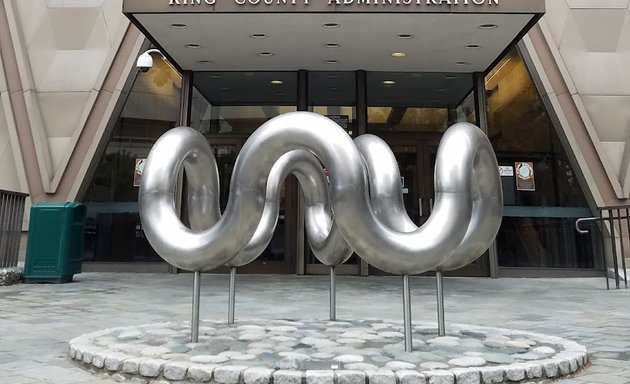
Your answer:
123;0;544;73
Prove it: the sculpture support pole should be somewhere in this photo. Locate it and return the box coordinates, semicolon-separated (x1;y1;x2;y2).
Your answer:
228;267;236;324
191;271;201;342
436;271;446;337
402;275;413;352
330;266;336;321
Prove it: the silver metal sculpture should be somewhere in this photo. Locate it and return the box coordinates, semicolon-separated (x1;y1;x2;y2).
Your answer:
221;149;352;323
139;111;502;349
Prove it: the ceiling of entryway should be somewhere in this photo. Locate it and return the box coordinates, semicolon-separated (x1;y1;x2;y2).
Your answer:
134;12;535;72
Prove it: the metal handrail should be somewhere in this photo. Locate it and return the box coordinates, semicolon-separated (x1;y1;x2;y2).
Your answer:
576;206;630;290
0;190;28;268
575;217;598;234
0;189;28;197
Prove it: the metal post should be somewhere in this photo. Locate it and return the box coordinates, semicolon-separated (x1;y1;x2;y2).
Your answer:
619;208;628;289
228;267;236;324
0;195;7;267
608;210;620;289
191;271;201;342
474;72;500;279
171;70;194;275
402;275;413;352
624;208;629;288
296;69;308;275
436;270;446;336
10;195;20;266
600;212;610;290
357;70;370;278
330;266;336;321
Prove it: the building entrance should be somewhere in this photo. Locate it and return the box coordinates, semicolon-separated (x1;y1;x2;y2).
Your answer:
86;2;603;277
189;70;484;275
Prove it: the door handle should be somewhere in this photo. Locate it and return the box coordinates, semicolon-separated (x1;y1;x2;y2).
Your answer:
429;198;434;214
419;198;423;217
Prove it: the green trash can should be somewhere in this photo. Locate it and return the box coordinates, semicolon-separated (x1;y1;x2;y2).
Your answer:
24;202;86;283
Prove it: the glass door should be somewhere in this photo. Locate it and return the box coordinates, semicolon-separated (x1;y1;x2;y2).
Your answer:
304;72;360;275
190;72;298;274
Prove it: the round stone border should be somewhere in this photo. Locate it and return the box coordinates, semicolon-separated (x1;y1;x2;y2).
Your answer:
68;321;589;384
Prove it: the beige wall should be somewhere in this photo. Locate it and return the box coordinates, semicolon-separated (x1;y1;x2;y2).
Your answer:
524;0;630;205
0;0;144;241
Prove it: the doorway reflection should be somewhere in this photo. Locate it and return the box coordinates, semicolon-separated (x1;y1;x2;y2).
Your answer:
190;72;298;273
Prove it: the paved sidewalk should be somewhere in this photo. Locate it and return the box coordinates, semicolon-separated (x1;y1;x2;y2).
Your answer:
0;273;629;384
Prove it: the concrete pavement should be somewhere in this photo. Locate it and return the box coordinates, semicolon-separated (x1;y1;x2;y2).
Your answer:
0;273;629;383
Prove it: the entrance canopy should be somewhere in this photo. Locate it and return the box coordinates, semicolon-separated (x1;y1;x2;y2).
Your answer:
123;0;545;73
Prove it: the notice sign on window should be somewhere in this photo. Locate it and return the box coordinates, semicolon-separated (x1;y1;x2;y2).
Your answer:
515;162;535;191
133;158;146;187
326;115;349;131
499;166;514;177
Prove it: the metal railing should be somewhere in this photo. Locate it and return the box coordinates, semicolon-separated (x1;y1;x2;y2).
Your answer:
0;189;28;268
576;205;630;290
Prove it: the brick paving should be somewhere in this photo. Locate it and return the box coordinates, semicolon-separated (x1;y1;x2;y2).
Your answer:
0;273;629;383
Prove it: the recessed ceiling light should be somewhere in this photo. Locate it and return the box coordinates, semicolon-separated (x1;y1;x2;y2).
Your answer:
456;61;470;66
270;80;283;85
479;24;498;30
397;33;414;39
325;59;339;64
250;33;267;39
258;52;274;57
383;80;396;86
171;23;187;29
323;22;340;28
391;52;407;58
466;44;481;49
186;43;201;49
324;43;340;48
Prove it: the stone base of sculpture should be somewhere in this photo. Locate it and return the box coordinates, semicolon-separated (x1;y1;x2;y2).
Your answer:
69;319;588;384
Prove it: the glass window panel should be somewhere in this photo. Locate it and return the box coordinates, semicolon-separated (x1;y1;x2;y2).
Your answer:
497;217;601;269
309;72;355;106
367;72;473;107
82;55;182;262
192;72;297;136
191;72;298;266
307;72;356;265
366;72;473;133
368;107;449;133
457;91;477;124
486;48;589;209
486;48;595;269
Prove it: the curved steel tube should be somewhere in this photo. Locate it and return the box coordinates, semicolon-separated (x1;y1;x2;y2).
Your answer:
140;112;501;276
225;149;352;268
437;125;503;271
354;135;418;234
353;125;502;271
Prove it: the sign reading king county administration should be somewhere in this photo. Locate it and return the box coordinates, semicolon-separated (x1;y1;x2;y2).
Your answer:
169;0;500;6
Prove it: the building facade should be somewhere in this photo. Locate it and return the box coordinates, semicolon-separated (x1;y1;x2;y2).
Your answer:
1;0;629;277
